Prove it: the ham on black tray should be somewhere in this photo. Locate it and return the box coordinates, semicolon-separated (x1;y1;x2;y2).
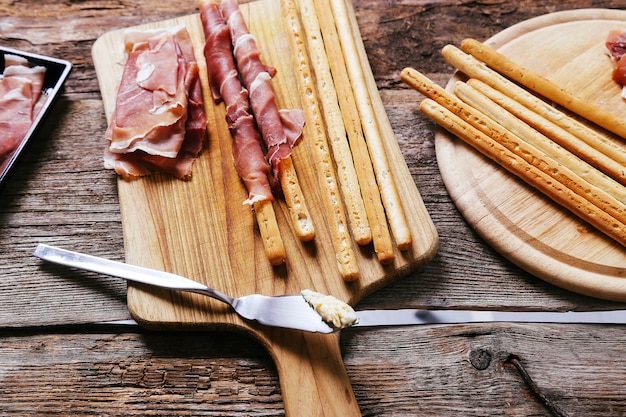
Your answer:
0;47;71;189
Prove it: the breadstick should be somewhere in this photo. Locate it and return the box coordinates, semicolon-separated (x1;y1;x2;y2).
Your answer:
295;0;372;246
282;0;359;280
278;157;315;242
460;38;626;140
455;79;626;203
419;98;626;247
463;78;626;187
253;200;286;265
328;0;412;251
441;44;626;186
314;0;394;263
401;67;626;226
451;81;626;222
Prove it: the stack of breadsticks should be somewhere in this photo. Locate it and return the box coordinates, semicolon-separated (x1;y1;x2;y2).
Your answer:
277;0;412;280
402;39;626;248
201;0;413;278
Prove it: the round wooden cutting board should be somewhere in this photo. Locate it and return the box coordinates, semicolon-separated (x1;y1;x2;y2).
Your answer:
436;9;626;302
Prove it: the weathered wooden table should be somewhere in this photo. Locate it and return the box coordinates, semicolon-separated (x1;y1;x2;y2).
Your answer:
1;0;626;415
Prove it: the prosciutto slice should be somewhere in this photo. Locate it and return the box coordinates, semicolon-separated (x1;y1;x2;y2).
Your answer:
199;0;273;204
606;29;626;98
220;0;305;185
0;55;47;168
104;26;207;180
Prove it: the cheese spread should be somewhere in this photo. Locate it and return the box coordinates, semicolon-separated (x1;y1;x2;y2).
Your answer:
301;289;358;330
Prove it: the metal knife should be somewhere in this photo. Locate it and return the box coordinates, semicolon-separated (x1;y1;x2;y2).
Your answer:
98;308;626;329
34;243;626;328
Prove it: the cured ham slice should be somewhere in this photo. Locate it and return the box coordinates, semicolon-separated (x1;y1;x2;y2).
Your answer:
199;0;273;204
219;0;305;185
606;29;626;98
104;26;207;180
0;55;47;168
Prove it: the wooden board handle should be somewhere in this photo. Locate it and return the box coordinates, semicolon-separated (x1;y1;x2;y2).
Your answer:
268;330;361;416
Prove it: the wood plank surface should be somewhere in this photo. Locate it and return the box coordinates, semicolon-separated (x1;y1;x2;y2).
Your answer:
2;0;626;415
3;322;626;416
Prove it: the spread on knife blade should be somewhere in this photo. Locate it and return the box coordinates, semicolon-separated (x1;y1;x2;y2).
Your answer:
301;289;358;330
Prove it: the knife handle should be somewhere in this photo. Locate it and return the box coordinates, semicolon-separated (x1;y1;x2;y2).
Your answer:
33;244;234;305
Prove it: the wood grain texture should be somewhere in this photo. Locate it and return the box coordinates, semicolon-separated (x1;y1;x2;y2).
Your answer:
3;0;626;415
2;322;626;416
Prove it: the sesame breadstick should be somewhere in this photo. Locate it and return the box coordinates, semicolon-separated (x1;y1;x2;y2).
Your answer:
419;97;626;247
295;0;372;246
313;0;394;263
282;0;359;280
328;0;412;250
441;43;626;186
460;37;626;140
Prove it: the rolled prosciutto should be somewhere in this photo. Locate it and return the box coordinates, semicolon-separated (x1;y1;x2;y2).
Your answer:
104;26;207;180
0;55;47;169
219;0;305;186
199;0;273;204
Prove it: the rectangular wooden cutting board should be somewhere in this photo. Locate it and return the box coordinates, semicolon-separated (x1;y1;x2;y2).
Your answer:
92;0;438;330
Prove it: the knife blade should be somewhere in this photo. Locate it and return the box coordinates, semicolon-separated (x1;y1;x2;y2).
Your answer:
352;308;626;327
96;309;626;330
34;244;625;329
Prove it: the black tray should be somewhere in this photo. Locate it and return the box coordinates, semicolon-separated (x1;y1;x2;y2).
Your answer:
0;46;72;189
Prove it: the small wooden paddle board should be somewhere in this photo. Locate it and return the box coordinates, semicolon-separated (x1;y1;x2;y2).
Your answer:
92;0;438;414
